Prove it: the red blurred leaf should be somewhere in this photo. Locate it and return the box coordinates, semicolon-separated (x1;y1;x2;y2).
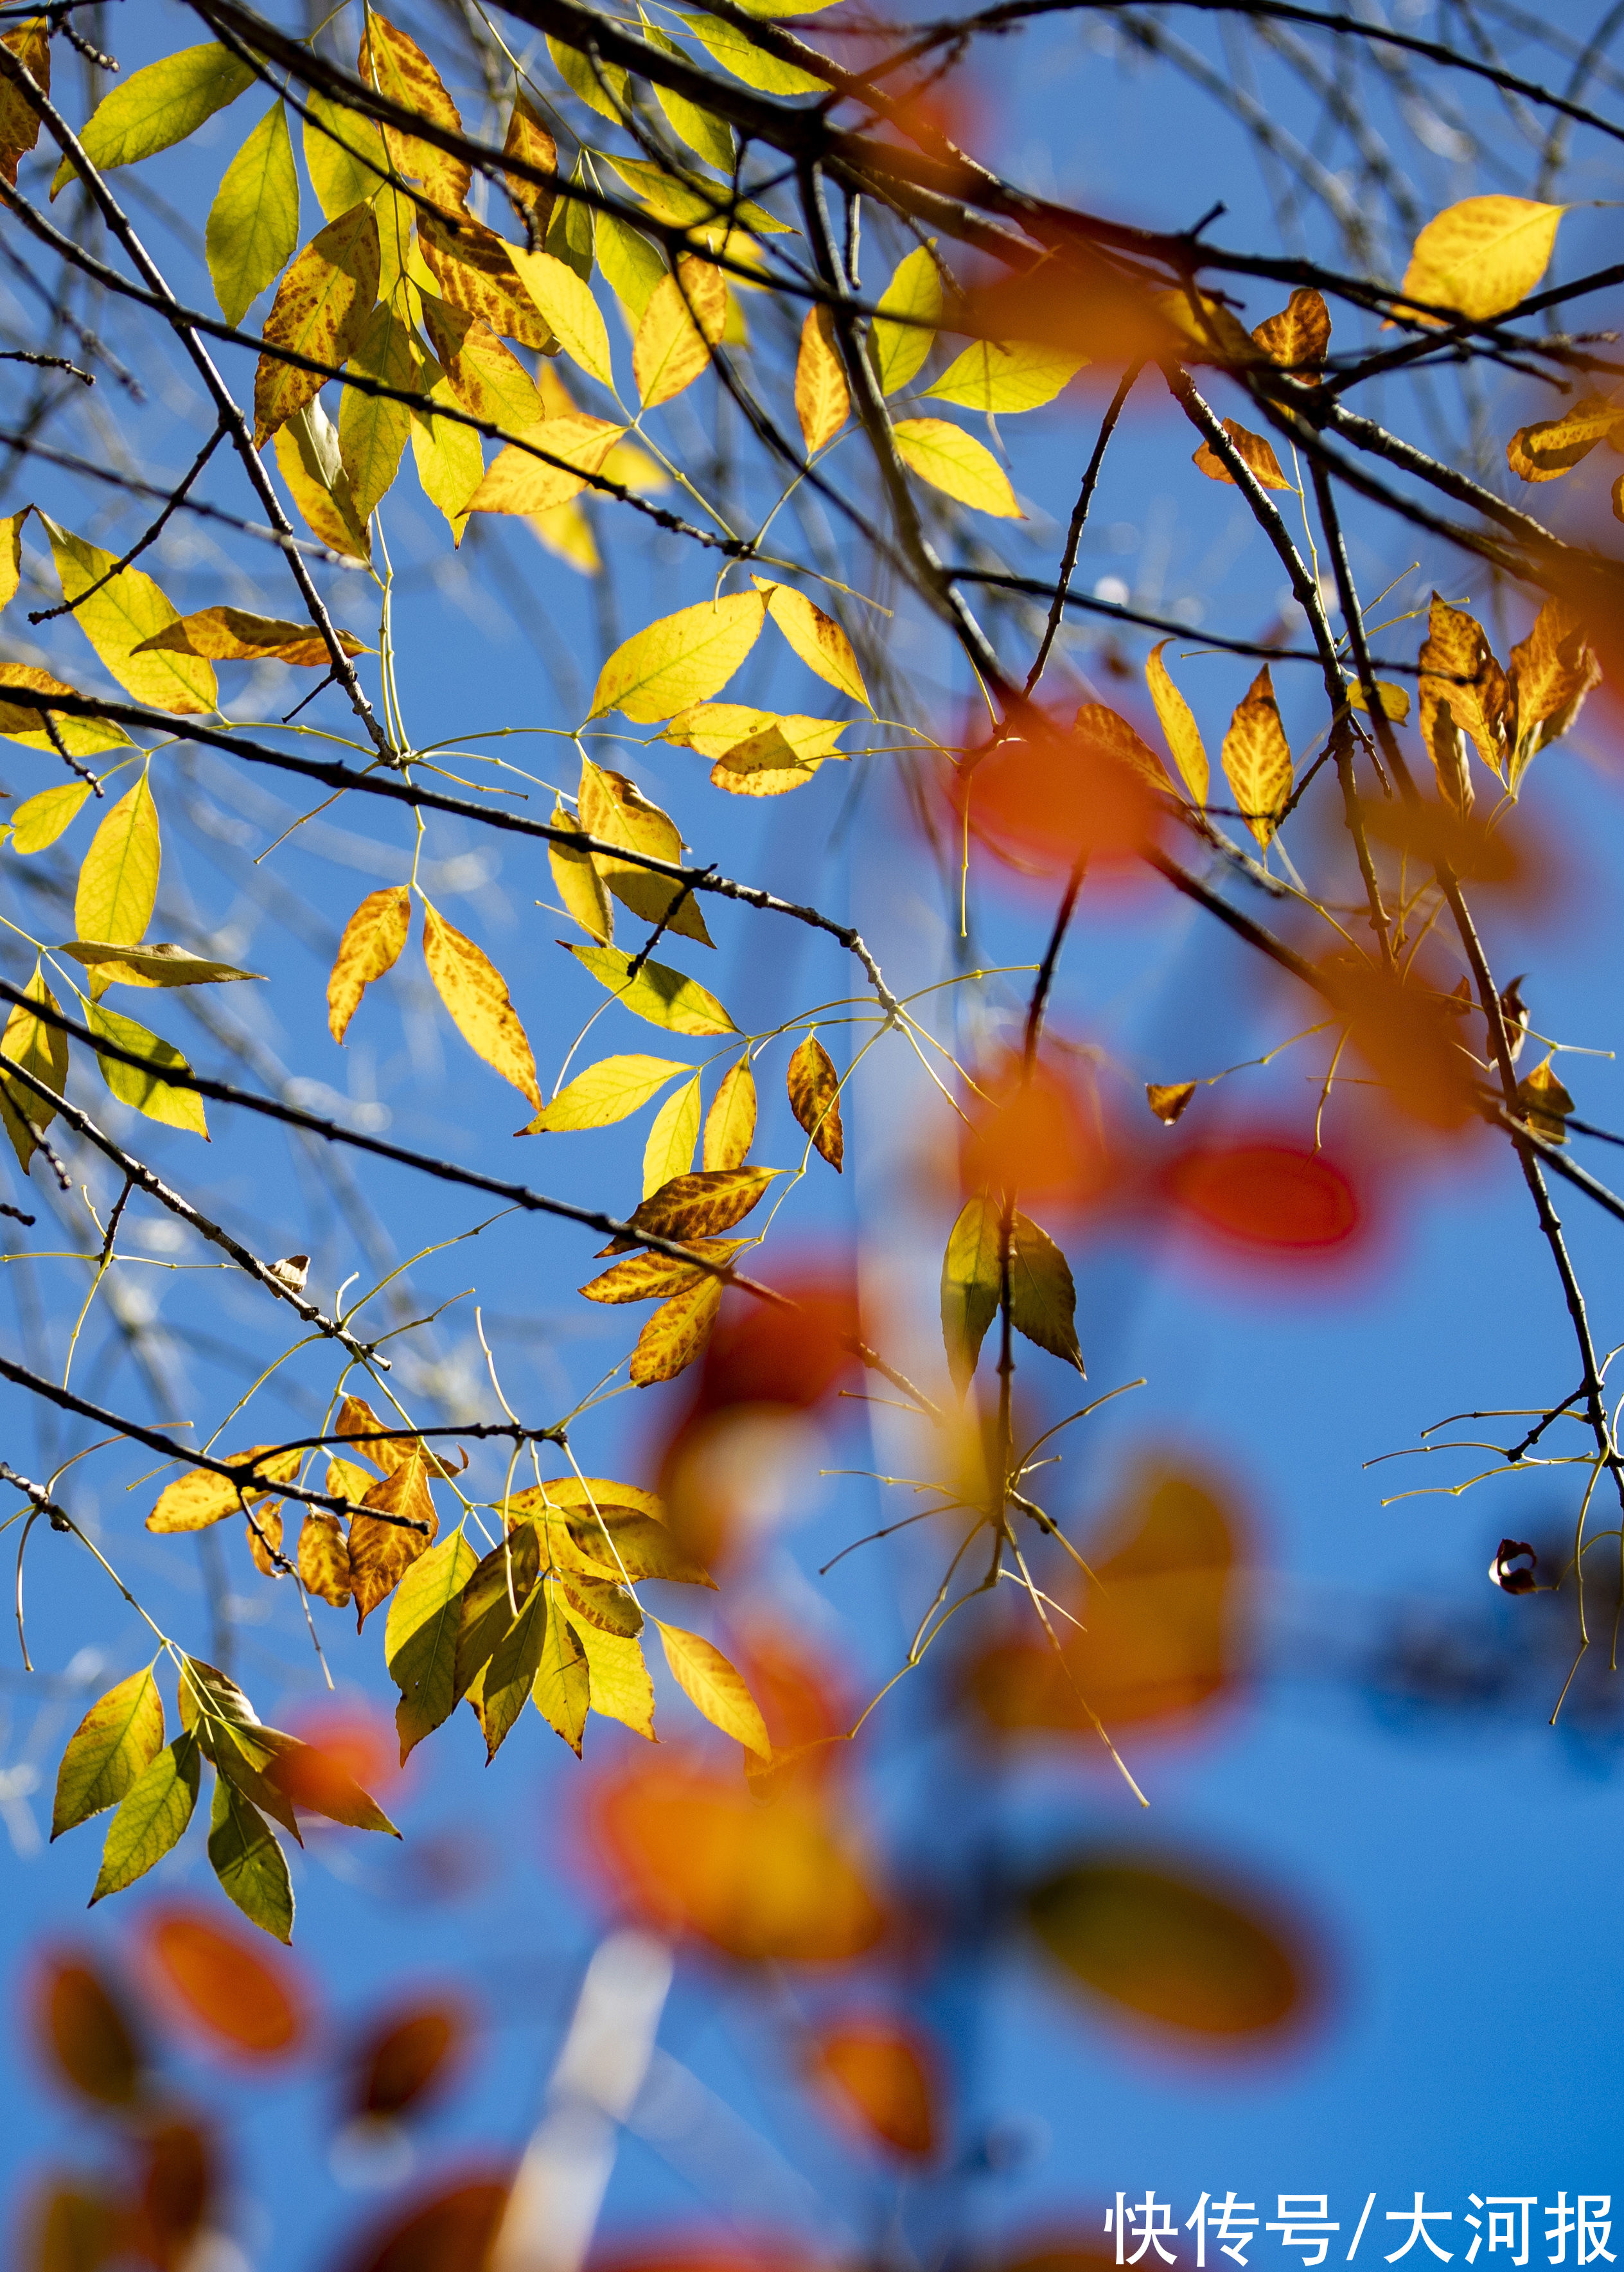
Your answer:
955;710;1162;880
1161;1141;1360;1255
128;2122;214;2272
1319;959;1481;1133
351;2000;471;2120
330;2172;511;2272
32;1956;145;2107
283;1703;403;1793
808;2021;937;2156
590;1757;885;1962
140;1906;308;2060
696;1268;860;1416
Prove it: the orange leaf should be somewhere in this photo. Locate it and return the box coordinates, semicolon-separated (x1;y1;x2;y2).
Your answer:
140;1904;308;2058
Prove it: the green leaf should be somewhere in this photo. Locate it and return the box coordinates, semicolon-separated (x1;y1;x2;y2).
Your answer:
51;1667;164;1840
52;44;253;199
85;1002;209;1138
594;211;669;328
1007;1212;1084;1371
340;301;414;524
207;1773;294;1942
479;1581;547;1761
925;337;1086;413
91;1732;200;1903
565;945;738;1036
676;11;829;94
544;152;596;282
547;33;631;121
643;25;736;173
302;88;387;221
872;243;942;395
533;1584;591;1754
207;101;299;328
941;1193;1002;1395
211;1719;303;1841
385;1529;479;1763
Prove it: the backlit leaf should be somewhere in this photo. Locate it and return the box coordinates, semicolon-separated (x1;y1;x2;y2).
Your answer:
421;299;544;432
1394;196;1566;325
454;1528;543;1703
662;704;847;764
549;800;614;940
358;12;471;215
1147;1080;1197;1127
567;1506;715;1586
422;898;540;1106
8;782;91;853
647;29;736;173
579;1240;741;1306
596;210;668;326
634;260;727;409
328;884;410;1045
418;210;553;351
207;1777;294;1942
479;1581;548;1760
42;518;218;714
91;1735;200;1903
525;1053;691;1134
1418;591;1506;808
626;1164;777;1243
795;303;850;453
533;1585;591;1753
1506;392;1624;482
136;607;365;667
276;395;372;561
245;1504;283;1577
1190;416;1292;490
704;1060;756;1170
0;18;49;190
1075;702;1170;794
892;418;1021;517
302;88;385;220
52;1668;164;1840
52;44;252;198
1517;1057;1575;1144
1345;677;1411;724
926;337;1084;413
761;584;870;706
941;1193;1001;1395
62;941;262;989
1220;667;1293;846
630;1274;725;1383
677;8;829;91
73;775;159;973
656;1620;770;1755
510;245;614;386
787;1031;843;1170
589;594;767;723
502;89;558;227
545;151;596;278
207;101;299;328
568;1614;657;1737
1506;595;1600;792
1007;1212;1083;1371
148;1448;299;1534
298;1511;352;1608
578;758;713;943
1252;286;1330;378
1142;643;1208;805
643;1072;703;1196
466;414;625;517
1;968;68;1171
567;943;738;1034
350;1451;438;1629
87;1002;208;1138
560;1568;644;1639
872;243;942;395
0;665;134;756
340;300;414;523
387;1529;479;1762
547;31;631;120
254;204;382;447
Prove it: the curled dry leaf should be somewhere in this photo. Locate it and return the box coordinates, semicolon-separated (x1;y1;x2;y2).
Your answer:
1516;1058;1575;1144
1251;286;1330;378
1490;1538;1539;1593
1147;1080;1197;1127
245;1503;285;1577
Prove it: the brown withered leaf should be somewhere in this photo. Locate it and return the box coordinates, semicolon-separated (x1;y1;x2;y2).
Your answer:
605;1166;779;1252
1220;668;1293;846
1505;595;1601;792
1506;392;1623;482
630;1274;724;1385
1147;1080;1197;1126
1251;287;1330;380
1489;1538;1539;1593
337;1394;464;1479
502;90;557;229
1190;417;1293;491
349;1451;438;1629
297;1512;352;1608
1418;592;1507;810
245;1504;284;1578
1517;1058;1575;1144
787;1033;843;1170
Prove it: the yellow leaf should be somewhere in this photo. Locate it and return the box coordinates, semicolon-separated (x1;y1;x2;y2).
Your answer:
51;1667;165;1841
655;1620;770;1755
0;504;26;610
580;1241;741;1306
1145;640;1208;806
646;29;736;174
1147;1080;1197;1127
509;245;614;386
564;1613;656;1738
925;338;1084;413
1418;592;1506;805
8;781;91;855
595;211;668;328
634;261;727;409
418;210;553;351
941;1192;1000;1395
703;1059;756;1170
523;1053;691;1133
1345;677;1410;724
254;204;381;447
530;499;601;575
350;1450;437;1628
891;418;1022;517
275;397;372;562
207;101;299;329
872;243;942;395
328;883;410;1044
421;898;540;1107
357;12;470;215
626;1164;777;1243
661;703;847;763
1007;1212;1083;1371
297;1513;351;1608
1252;287;1330;378
409;364;485;543
244;1502;284;1577
759;585;870;706
387;1529;479;1757
1221;667;1293;846
86;1002;208;1137
547;801;613;941
545;153;596;280
1517;1057;1575;1144
547;32;631;121
59;943;264;990
630;1274;725;1383
135;607;366;667
340;301;414;523
643;1072;702;1196
1150;287;1265;368
1506;393;1624;482
466;415;625;517
75;776;159;966
52;43;252;198
1393;196;1567;325
567;944;737;1035
578;757;713;943
795;304;849;454
1075;702;1171;794
676;10;829;92
1190;417;1293;490
1506;596;1601;792
533;1584;591;1754
0;968;67;1170
147;1447;299;1533
301;89;385;221
421;298;543;432
0;18;49;190
600;154;790;245
0;667;132;757
589;593;766;722
502;91;558;229
786;1031;842;1171
41;517;218;715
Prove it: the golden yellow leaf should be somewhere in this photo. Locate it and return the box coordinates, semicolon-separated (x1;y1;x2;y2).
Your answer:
786;1031;842;1171
567;945;737;1035
1075;703;1171;794
941;1192;1002;1396
86;1003;208;1137
759;584;869;706
1147;1080;1197;1126
357;12;470;215
421;900;540;1107
703;1059;756;1170
925;338;1085;413
871;243;942;395
795;303;849;454
1506;596;1601;792
1190;417;1293;490
0;968;67;1171
0;667;132;758
1145;640;1208;806
418;210;553;351
579;1240;741;1305
533;1584;591;1754
509;245;614;386
466;415;625;517
1506;393;1624;482
254;204;381;447
1151;287;1265;368
275;396;371;563
41;518;218;716
244;1503;284;1578
1221;668;1293;846
75;777;159;970
623;1164;777;1246
547;801;613;941
1345;677;1411;723
525;1054;691;1135
1251;287;1330;378
421;298;543;432
502;91;558;229
147;1446;301;1534
0;504;26;609
0;18;49;190
349;1450;437;1629
578;758;713;943
328;884;410;1044
589;594;766;722
547;32;631;121
1393;196;1566;325
530;499;601;575
59;943;264;990
642;1071;703;1197
891;418;1021;517
1517;1057;1575;1144
644;22;736;171
633;260;727;409
8;782;91;854
661;704;847;763
135;607;366;667
656;1620;770;1755
630;1274;725;1384
409;364;484;543
565;1613;657;1738
1418;592;1506;805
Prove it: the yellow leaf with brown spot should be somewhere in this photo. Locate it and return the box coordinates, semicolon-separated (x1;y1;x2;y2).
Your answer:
357;13;470;215
634;260;727;409
328;884;410;1045
547;802;613;943
1251;287;1330;379
147;1448;301;1534
254;204;380;447
787;1031;842;1170
421;898;540;1107
418;210;552;351
349;1450;437;1628
703;1060;756;1171
630;1274;725;1384
466;416;625;518
136;608;366;668
420;298;542;433
760;584;869;707
1220;668;1293;847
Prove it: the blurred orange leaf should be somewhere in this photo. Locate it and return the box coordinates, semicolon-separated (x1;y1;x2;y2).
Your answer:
1161;1141;1359;1255
808;2021;937;2156
350;2000;470;2120
32;1955;145;2106
141;1906;308;2059
331;2172;511;2272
